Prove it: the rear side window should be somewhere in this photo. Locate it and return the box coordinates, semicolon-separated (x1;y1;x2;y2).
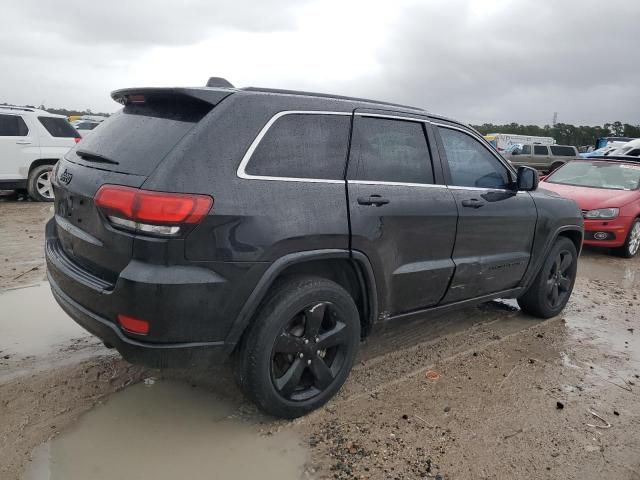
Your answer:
534;145;548;155
348;117;434;184
38;117;80;138
0;114;29;136
550;145;575;156
246;114;350;180
438;127;510;189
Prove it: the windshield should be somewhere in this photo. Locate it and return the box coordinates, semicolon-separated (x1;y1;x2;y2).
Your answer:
546;161;640;190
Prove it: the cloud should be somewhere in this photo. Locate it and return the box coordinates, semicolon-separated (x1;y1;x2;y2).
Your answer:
332;0;640;124
10;0;301;47
0;0;638;125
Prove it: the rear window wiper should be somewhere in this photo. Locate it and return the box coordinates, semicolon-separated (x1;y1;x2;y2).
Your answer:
76;149;119;165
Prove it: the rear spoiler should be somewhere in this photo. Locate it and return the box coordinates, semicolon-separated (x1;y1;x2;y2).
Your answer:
111;87;234;106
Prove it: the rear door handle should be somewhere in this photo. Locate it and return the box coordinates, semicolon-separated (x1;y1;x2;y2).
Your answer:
16;140;32;145
357;195;390;207
461;198;484;208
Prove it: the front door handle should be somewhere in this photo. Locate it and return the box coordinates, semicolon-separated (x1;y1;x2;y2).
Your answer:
357;195;390;207
461;198;484;208
16;140;32;145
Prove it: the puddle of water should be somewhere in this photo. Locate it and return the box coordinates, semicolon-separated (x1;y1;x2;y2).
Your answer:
23;379;307;480
578;249;640;289
0;282;88;357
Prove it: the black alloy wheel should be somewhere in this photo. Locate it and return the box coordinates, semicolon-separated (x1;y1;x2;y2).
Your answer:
545;249;574;309
518;236;578;318
236;276;360;418
271;301;349;401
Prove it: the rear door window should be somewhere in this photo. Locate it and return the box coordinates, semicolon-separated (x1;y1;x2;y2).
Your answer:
347;117;434;184
549;146;575;156
246;113;351;180
0;114;29;136
534;145;548;155
38;117;80;138
438;127;510;189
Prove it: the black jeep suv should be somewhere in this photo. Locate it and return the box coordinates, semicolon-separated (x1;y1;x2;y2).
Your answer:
46;79;583;418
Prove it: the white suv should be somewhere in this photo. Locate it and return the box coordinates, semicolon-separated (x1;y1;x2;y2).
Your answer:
0;106;80;201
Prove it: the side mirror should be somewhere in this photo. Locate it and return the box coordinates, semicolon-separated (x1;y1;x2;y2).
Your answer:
511;150;519;155
517;166;539;191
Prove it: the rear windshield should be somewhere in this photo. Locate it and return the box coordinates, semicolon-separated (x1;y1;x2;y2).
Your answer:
38;117;80;138
68;96;212;176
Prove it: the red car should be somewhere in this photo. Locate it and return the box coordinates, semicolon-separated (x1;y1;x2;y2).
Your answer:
540;158;640;258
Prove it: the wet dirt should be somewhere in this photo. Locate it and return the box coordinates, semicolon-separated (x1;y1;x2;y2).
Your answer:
1;201;639;480
22;379;307;480
0;283;89;358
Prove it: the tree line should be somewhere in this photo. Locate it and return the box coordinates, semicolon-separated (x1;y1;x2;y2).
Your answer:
472;121;640;147
1;102;111;118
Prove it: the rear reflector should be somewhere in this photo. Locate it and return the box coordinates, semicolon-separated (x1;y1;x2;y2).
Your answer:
117;314;150;335
95;185;212;236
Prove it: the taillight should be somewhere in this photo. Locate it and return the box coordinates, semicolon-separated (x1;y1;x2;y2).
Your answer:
95;185;213;236
74;137;81;143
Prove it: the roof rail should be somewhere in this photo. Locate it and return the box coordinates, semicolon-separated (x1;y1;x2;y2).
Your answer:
0;105;35;113
241;86;426;112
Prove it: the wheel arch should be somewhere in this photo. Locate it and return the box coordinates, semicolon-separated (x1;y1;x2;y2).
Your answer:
521;225;583;290
224;249;378;353
28;158;59;176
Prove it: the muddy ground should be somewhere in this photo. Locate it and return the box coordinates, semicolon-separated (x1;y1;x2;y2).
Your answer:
1;198;638;479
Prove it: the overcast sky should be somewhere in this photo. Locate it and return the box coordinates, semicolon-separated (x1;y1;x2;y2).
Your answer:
1;0;638;125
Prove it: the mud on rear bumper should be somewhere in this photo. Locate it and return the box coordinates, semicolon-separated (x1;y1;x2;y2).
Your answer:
48;273;229;368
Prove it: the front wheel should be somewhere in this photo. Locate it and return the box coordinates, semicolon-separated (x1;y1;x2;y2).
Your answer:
235;276;360;418
518;237;578;318
614;219;640;258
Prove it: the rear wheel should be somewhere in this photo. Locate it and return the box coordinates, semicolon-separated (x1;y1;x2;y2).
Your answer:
27;165;55;202
614;219;640;258
518;237;577;318
235;276;360;418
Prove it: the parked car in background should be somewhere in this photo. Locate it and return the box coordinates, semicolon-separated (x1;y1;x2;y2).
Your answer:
607;139;640;157
484;133;555;152
595;136;636;150
72;120;101;137
46;80;583;418
0;105;80;201
506;144;580;173
540;158;640;257
580;143;626;158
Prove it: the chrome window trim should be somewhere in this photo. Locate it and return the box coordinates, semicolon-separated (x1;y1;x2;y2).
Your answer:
354;112;430;123
348;179;443;189
236;110;351;183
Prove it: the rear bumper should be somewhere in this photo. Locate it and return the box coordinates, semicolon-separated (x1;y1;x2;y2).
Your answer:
45;218;268;368
583;218;630;248
48;273;228;368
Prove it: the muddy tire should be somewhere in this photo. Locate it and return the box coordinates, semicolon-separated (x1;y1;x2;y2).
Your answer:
27;165;55;202
613;218;640;258
518;237;577;318
235;276;360;419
